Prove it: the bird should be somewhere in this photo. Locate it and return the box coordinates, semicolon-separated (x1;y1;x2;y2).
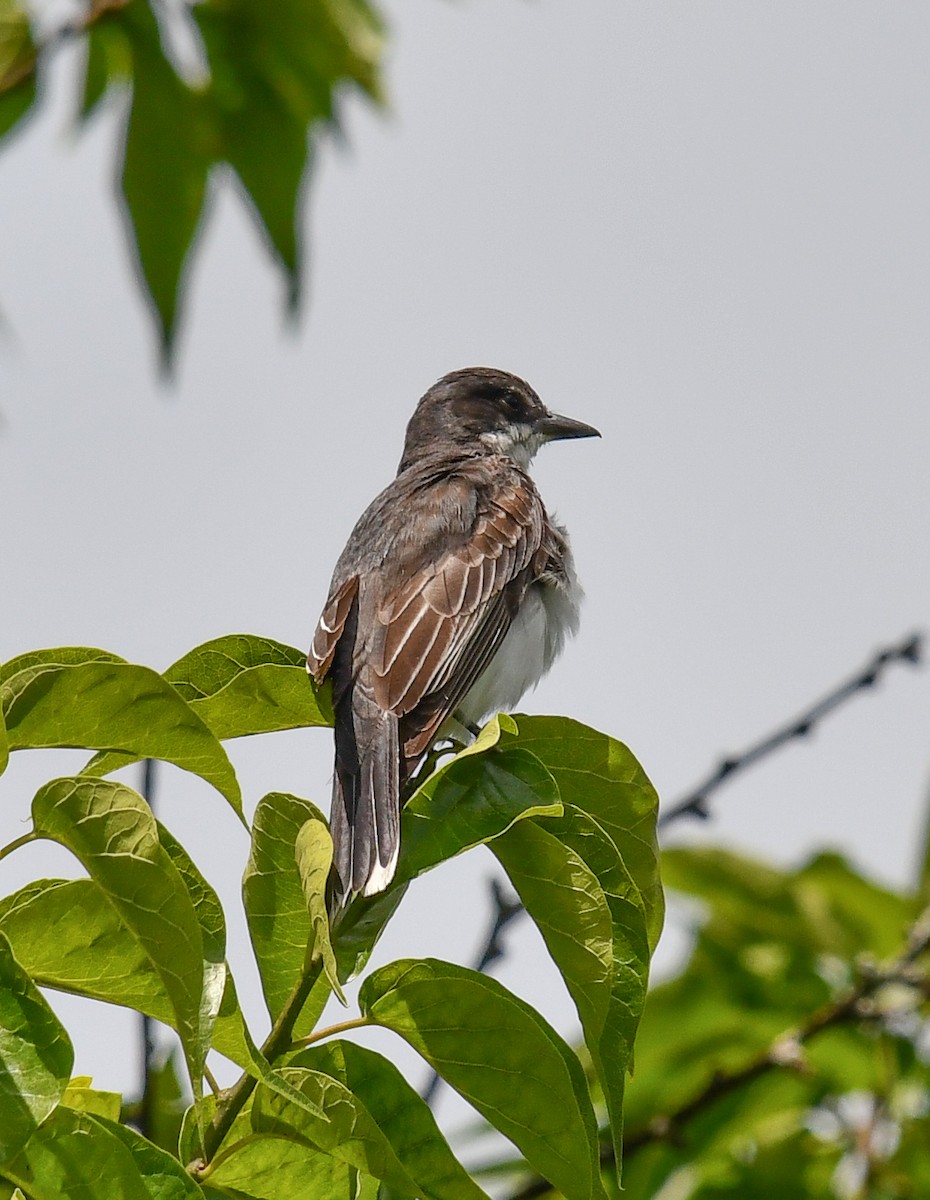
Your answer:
307;367;600;909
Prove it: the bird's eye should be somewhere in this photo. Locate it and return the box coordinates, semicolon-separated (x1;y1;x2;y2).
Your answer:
503;391;523;416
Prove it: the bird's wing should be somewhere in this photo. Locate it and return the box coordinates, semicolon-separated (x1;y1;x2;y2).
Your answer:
369;480;546;758
308;575;359;684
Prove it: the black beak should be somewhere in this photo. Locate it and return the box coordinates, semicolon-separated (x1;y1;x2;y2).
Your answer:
538;412;601;441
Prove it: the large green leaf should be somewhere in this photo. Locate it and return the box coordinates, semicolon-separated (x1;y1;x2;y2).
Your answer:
3;1107;151;1199
0;932;73;1162
204;1134;351;1200
1;650;242;820
500;715;664;951
118;1;212;355
295;1039;488;1200
93;1116;206;1200
243;792;333;1033
164;634;332;736
360;958;606;1200
251;1065;423;1196
397;744;562;884
0;878;251;1070
0;0;35;143
30;777;208;1094
492;804;651;1176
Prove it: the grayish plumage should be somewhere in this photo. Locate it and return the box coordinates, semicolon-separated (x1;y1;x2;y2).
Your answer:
308;367;599;907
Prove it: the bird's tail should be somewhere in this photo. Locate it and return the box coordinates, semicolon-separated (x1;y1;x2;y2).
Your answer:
329;707;401;912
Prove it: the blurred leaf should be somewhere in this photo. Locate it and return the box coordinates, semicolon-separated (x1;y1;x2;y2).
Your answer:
794;851;910;958
61;1075;121;1121
166;634;333;735
127;1049;185;1154
30;777;208;1095
295;1039;488;1200
493;804;651;1178
0;0;36;143
243;792;333;1033
117;1;213;356
1;650;243;820
0;932;73;1161
360;958;606;1200
193;0;385;299
295;818;345;1003
205;1134;352;1199
3;1106;152;1200
252;1065;423;1196
0;877;252;1070
500;716;664;951
80;16;132;122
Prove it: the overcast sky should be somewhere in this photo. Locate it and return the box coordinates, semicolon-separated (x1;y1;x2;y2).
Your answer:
2;0;930;1134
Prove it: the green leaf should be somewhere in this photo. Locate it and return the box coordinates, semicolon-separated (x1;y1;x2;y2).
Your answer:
0;932;73;1161
243;792;333;1032
61;1076;122;1121
295;1039;488;1200
165;634;333;736
252;1065;423;1197
30;777;208;1096
193;0;385;303
295;818;345;1004
397;743;562;885
205;1134;352;1200
0;876;260;1075
156;822;228;1077
500;715;664;951
117;1;212;356
360;958;606;1200
0;0;36;143
2;651;243;820
3;1106;152;1200
93;1115;206;1200
492;804;651;1177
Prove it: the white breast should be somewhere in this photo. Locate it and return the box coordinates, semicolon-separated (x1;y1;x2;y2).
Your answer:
456;548;582;727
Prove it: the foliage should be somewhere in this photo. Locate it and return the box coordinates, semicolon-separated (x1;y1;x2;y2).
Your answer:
486;846;930;1200
0;0;386;359
0;636;661;1199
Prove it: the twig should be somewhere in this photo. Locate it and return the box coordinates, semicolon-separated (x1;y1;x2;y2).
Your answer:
136;758;158;1140
659;632;922;828
508;903;930;1200
193;957;324;1169
421;878;524;1105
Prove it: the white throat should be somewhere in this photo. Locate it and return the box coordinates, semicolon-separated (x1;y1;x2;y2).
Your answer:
478;424;545;470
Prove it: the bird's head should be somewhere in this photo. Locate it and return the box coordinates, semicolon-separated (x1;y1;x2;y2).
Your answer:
399;367;600;472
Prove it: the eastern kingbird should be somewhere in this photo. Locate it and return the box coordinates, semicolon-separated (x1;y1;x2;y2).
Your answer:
308;367;600;907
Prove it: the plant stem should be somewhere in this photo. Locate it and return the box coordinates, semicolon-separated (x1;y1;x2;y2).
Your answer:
199;958;324;1165
0;831;35;862
290;1015;372;1050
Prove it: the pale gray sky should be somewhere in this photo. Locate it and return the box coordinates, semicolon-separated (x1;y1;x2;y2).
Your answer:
2;0;930;1129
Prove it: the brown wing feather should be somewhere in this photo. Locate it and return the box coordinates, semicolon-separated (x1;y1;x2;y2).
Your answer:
369;487;545;743
307;576;358;682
